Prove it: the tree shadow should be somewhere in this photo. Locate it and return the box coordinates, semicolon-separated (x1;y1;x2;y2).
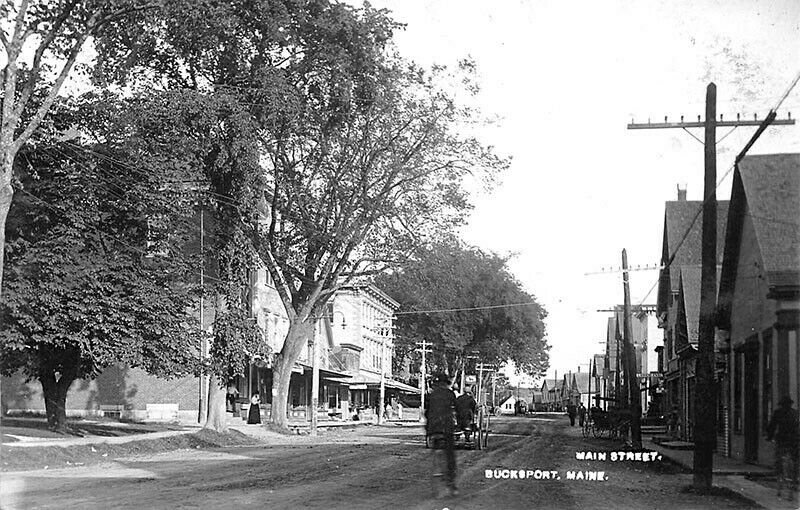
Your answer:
1;371;37;416
83;364;138;417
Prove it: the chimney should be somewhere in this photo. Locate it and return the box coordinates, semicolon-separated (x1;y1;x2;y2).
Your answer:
676;184;687;201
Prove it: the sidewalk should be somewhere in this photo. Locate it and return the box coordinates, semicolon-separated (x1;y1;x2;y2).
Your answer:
645;439;798;510
2;427;201;449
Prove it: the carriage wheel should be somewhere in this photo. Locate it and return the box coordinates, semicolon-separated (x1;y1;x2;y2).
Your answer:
592;425;605;438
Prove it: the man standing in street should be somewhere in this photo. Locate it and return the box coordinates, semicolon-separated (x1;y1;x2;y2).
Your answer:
767;396;799;501
426;372;458;497
567;401;577;426
455;387;478;444
578;402;587;428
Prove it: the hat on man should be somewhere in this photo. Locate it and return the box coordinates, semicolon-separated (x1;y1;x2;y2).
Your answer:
779;396;794;406
432;372;452;385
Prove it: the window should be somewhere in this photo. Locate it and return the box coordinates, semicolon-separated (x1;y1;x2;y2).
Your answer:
265;269;274;287
762;330;772;432
666;331;673;359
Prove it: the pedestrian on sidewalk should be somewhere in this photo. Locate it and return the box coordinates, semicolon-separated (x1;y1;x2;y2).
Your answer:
667;406;679;438
226;382;239;413
247;393;262;425
426;372;458;497
767;396;799;501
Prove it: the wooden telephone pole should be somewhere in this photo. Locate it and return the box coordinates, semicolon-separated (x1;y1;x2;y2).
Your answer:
417;340;432;422
622;249;643;449
628;83;795;489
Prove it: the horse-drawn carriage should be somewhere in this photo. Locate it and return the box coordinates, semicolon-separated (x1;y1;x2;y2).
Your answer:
582;407;631;440
425;404;491;450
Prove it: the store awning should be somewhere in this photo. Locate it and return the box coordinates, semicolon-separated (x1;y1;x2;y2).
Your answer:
296;363;352;380
345;372;421;394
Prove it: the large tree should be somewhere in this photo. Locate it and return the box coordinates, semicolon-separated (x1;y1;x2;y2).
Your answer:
87;0;508;430
255;43;508;428
0;98;203;431
375;239;549;389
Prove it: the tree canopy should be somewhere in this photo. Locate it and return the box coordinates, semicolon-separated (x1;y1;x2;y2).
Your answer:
375;239;549;383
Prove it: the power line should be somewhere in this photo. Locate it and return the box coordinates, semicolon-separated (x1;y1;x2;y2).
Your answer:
394;301;540;315
63;142;250;213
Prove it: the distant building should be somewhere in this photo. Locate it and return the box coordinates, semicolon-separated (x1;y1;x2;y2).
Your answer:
497;395;517;415
656;186;728;440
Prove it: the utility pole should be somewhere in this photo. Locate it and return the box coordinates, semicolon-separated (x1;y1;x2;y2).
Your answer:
416;340;431;422
310;334;319;435
377;319;392;425
198;208;207;425
588;356;592;409
628;83;795;489
492;372;497;408
692;83;718;488
622;249;643;449
477;363;484;405
614;333;620;407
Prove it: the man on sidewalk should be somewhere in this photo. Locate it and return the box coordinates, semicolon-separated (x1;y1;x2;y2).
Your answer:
767;396;799;502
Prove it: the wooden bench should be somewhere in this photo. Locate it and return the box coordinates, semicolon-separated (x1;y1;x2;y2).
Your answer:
146;403;179;421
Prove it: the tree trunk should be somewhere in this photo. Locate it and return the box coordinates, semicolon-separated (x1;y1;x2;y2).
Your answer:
204;375;228;432
39;372;75;433
270;320;314;431
0;154;15;298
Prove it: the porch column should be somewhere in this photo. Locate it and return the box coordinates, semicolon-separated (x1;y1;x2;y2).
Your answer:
774;306;800;406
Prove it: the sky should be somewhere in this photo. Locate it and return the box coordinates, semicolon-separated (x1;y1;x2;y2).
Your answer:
369;0;800;384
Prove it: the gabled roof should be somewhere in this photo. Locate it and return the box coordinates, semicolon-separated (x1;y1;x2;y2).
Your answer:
676;265;720;345
656;199;729;314
540;378;559;392
573;372;597;393
738;154;800;279
719;154;800;326
511;387;540;404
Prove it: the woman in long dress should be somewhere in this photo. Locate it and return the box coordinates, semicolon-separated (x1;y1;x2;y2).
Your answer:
247;393;261;424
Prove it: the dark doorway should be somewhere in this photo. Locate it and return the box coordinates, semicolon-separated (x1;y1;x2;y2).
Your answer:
744;347;759;463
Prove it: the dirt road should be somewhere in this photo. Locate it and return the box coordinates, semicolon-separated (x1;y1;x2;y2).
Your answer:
0;414;758;510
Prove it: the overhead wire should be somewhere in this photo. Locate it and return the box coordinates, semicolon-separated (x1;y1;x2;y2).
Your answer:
394;301;541;316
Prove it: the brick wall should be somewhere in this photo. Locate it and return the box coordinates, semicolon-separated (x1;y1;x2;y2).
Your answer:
2;365;200;422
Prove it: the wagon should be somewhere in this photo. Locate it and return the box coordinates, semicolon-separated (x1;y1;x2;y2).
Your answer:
425;405;491;450
582;408;631;440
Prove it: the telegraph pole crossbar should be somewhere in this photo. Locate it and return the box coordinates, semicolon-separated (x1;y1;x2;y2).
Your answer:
627;115;794;130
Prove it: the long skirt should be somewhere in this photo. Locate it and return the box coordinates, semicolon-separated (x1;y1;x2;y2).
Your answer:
247;403;261;424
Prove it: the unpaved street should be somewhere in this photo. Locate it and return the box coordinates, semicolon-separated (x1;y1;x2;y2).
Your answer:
1;414;757;510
